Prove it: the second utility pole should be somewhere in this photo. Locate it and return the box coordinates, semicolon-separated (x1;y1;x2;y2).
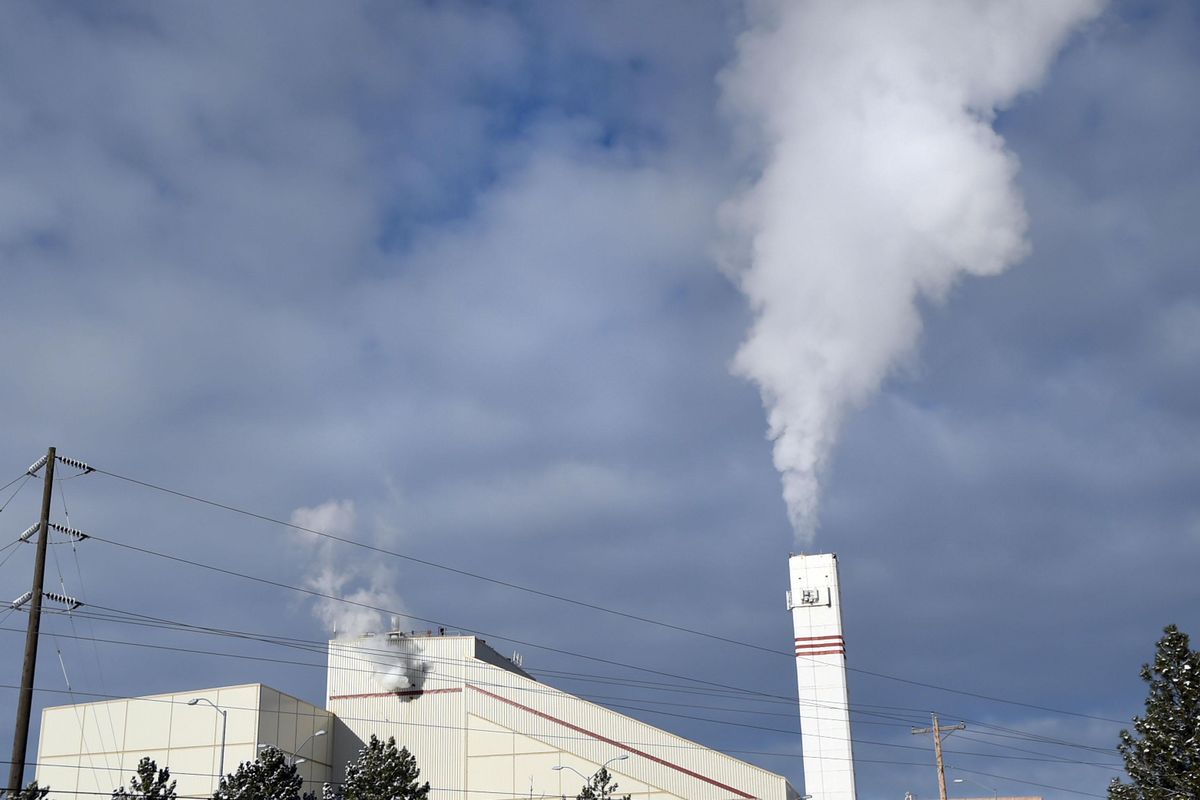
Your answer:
7;447;56;796
912;714;965;800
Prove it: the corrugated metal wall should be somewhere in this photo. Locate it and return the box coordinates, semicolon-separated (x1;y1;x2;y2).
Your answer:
35;683;332;800
327;634;467;795
326;634;793;800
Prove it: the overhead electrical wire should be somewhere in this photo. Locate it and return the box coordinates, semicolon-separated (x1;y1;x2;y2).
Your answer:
2;456;1127;784
17;537;1125;763
0;616;1120;772
0;472;31;514
0;680;897;765
948;764;1110;799
0;668;1117;777
51;603;862;722
40;551;1079;751
0;623;920;750
0;755;1116;800
12;587;1118;759
948;731;1119;768
51;604;972;743
79;530;822;706
0;471;30;499
87;464;1127;726
9;591;1120;787
19;754;1089;800
950;724;1118;762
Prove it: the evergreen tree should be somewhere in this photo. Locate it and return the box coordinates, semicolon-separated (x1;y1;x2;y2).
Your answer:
211;745;319;800
1109;624;1200;800
574;767;630;800
13;782;50;800
328;735;429;800
112;757;177;800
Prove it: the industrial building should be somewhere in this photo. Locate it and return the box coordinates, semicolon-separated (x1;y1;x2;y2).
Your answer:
35;553;863;800
35;684;332;799
35;633;800;800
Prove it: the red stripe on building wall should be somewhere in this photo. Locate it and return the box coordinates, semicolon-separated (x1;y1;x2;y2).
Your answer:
794;635;844;643
328;687;463;701
467;684;757;799
795;648;846;657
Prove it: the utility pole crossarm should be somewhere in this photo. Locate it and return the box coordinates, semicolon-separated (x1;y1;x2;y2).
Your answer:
911;723;966;734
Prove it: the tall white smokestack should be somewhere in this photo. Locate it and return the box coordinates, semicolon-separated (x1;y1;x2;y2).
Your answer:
788;553;855;800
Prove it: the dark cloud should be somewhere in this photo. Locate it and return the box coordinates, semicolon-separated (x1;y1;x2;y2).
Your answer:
0;3;1195;800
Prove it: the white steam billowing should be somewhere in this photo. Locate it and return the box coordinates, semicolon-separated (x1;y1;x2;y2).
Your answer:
290;499;427;693
721;0;1103;541
290;499;405;637
373;637;429;698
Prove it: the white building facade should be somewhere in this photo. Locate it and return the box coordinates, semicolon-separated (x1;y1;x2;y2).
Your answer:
36;684;332;799
35;634;798;800
328;632;799;800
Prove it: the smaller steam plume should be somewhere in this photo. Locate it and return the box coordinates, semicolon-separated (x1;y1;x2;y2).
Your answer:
290;499;405;638
372;634;429;699
720;0;1103;542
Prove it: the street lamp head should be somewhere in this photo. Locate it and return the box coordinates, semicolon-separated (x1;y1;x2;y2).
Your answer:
187;699;199;706
601;754;629;770
314;729;327;737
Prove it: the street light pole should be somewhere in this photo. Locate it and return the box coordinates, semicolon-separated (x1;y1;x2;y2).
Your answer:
188;698;227;787
294;728;327;765
552;754;629;794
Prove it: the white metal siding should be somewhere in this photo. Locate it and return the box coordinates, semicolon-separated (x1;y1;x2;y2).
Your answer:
327;635;792;800
35;684;331;800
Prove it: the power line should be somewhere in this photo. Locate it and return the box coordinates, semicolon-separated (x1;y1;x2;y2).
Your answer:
0;472;29;500
73;529;1125;756
53;603;1122;769
949;764;1109;799
0;620;1120;772
0;473;31;514
3;467;1127;780
80;530;811;705
48;603;964;739
0;673;1116;777
5;753;1116;799
85;465;1127;725
8;455;1130;780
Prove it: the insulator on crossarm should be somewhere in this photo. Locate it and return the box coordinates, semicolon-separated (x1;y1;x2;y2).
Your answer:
18;523;39;543
26;455;48;476
10;591;32;610
48;522;89;542
43;591;82;610
55;455;94;474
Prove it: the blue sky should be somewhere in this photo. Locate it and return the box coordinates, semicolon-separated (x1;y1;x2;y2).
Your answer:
0;2;1197;799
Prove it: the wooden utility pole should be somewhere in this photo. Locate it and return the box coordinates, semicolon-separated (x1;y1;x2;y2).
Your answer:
912;714;965;800
7;447;56;796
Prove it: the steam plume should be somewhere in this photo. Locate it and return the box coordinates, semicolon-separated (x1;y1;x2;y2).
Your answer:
373;637;429;698
721;0;1102;541
290;499;405;637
